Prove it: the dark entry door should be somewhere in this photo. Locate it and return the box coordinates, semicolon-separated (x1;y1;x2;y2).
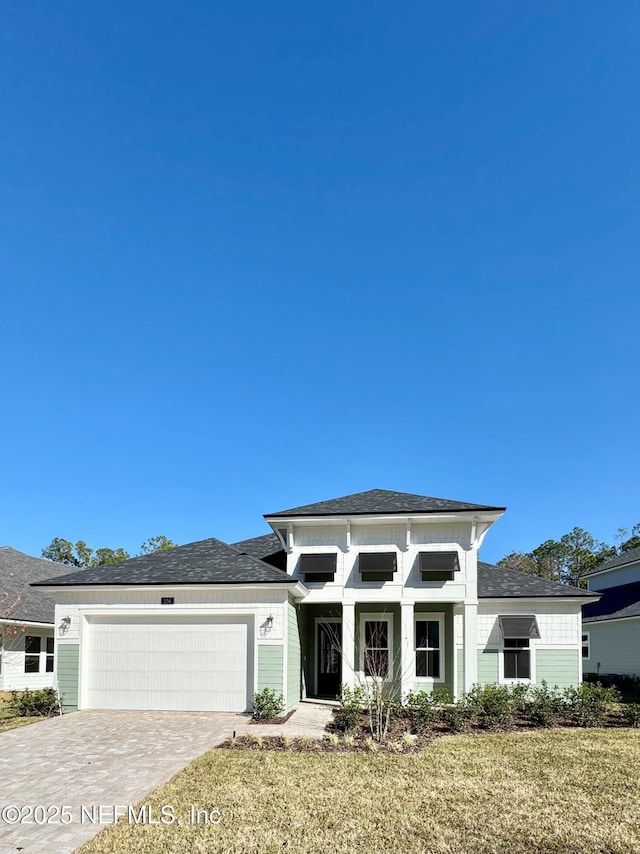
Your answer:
317;622;342;697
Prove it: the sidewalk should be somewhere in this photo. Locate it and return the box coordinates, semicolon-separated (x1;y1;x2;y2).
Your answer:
248;700;334;737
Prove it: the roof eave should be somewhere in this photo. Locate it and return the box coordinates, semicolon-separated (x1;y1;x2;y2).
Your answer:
265;508;506;524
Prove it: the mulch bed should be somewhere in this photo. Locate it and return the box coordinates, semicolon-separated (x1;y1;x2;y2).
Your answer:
218;708;637;754
248;709;296;725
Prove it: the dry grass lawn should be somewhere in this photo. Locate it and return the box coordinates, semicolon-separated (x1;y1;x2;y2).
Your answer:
79;729;640;854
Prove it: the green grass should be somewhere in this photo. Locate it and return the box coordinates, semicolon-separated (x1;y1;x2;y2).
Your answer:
79;729;640;854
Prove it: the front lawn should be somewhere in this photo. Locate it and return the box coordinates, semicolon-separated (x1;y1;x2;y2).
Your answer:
79;729;640;854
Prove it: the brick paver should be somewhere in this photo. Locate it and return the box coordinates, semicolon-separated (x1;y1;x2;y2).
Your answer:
0;709;249;854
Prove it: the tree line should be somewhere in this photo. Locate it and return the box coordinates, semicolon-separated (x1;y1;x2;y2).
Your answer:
41;535;177;567
497;523;640;587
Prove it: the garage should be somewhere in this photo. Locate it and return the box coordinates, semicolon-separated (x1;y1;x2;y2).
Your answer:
83;615;253;712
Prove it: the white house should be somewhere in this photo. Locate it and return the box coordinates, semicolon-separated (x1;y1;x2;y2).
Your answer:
0;547;75;691
582;546;640;678
33;489;597;713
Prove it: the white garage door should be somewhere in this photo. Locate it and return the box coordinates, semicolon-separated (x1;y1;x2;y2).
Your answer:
84;616;251;712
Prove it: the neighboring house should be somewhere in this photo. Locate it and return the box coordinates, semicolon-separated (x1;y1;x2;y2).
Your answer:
582;546;640;678
33;489;597;713
0;547;74;691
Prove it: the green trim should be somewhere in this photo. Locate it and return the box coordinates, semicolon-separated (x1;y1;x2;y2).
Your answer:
56;644;79;712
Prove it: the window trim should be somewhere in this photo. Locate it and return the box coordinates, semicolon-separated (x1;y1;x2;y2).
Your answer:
499;635;535;683
582;631;590;661
414;612;445;683
24;635;42;674
359;613;393;680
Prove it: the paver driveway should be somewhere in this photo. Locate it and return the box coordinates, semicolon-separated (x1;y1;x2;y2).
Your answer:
0;710;249;854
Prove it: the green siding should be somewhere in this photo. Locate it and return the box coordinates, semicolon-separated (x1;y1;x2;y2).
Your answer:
257;644;284;696
477;649;499;685
536;649;580;689
287;600;302;712
56;644;79;712
456;648;464;698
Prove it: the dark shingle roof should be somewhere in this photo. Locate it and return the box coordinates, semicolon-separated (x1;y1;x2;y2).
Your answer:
582;546;640;578
0;547;77;623
32;538;294;587
267;489;505;518
477;561;598;599
583;581;640;623
232;533;283;559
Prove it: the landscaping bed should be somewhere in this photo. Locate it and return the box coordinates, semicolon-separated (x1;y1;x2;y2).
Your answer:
0;688;60;733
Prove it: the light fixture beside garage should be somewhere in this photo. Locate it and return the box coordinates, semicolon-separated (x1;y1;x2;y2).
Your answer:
266;615;274;628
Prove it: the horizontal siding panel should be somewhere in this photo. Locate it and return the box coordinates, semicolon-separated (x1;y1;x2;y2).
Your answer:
258;644;283;696
536;649;579;689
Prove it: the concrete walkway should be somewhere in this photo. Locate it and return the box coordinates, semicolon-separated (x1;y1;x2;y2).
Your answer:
0;710;248;854
249;700;334;737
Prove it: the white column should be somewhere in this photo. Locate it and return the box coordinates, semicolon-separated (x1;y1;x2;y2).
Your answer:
342;603;355;688
401;602;415;698
463;603;478;692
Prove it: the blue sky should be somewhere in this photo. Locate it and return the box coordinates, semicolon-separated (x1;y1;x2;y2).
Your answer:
1;2;638;564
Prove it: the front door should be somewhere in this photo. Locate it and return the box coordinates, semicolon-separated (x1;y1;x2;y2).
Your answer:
317;621;342;698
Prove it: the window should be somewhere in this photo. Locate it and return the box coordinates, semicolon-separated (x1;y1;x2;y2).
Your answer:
582;632;590;660
300;554;337;583
359;553;396;582
46;637;54;673
419;551;460;582
415;617;443;679
24;636;41;673
503;638;530;679
361;616;392;678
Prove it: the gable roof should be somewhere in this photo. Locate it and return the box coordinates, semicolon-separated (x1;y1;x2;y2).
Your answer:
583;581;640;623
0;546;77;623
477;561;598;599
582;546;640;578
32;537;294;587
266;489;505;518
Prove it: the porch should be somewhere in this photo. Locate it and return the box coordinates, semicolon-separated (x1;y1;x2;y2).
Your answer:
299;601;477;701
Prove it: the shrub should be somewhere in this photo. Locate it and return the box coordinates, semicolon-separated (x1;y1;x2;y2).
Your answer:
564;682;618;728
623;704;640;728
431;687;453;705
525;681;563;728
404;690;435;733
334;684;364;732
441;703;469;733
7;688;60;718
467;684;516;728
252;688;284;720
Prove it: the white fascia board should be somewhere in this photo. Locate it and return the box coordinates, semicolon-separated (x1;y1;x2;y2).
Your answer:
480;596;597;605
0;618;55;628
266;510;505;527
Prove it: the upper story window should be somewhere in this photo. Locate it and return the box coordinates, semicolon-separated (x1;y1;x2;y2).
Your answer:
359;553;396;582
300;553;337;583
419;551;460;581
